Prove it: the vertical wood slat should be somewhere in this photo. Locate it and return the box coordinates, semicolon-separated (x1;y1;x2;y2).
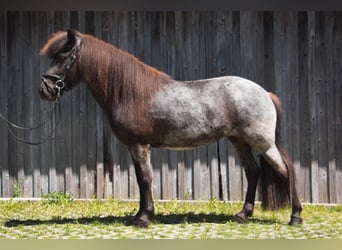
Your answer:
314;12;329;203
7;11;23;197
0;11;9;197
84;11;97;199
0;11;341;205
94;12;105;200
325;12;337;204
297;11;312;202
331;12;342;204
307;11;320;203
69;10;81;197
22;11;36;197
38;11;51;196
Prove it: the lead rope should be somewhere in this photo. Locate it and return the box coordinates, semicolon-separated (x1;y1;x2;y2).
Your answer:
0;101;61;146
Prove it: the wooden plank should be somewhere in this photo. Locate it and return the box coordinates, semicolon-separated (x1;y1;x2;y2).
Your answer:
84;11;97;198
77;11;89;198
153;12;175;200
100;11;114;199
287;13;302;205
331;12;342;203
22;11;37;197
69;10;81;197
307;11;320;203
274;12;302;204
213;11;230;201
158;12;178;200
38;11;52;196
0;11;10;197
29;12;41;197
117;11;139;199
31;11;41;197
297;11;313;202
164;11;179;200
174;11;195;200
217;10;232;200
196;11;211;200
6;11;23;197
93;12;105;199
106;12;129;200
51;11;67;193
189;11;207;200
15;12;25;195
226;11;244;201
64;11;75;197
273;12;298;198
314;12;329;203
326;11;339;203
263;11;275;92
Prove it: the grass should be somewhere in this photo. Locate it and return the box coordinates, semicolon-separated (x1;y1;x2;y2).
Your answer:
0;197;341;239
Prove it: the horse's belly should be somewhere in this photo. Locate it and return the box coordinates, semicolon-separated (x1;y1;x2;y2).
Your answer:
154;126;227;150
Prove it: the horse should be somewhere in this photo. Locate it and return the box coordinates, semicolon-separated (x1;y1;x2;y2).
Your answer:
39;29;303;227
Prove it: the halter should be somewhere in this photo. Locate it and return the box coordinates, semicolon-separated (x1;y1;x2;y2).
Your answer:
42;39;81;98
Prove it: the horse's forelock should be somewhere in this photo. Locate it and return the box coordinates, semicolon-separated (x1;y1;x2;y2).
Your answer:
40;31;68;58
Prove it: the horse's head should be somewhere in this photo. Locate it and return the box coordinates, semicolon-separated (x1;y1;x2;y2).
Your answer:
39;29;82;101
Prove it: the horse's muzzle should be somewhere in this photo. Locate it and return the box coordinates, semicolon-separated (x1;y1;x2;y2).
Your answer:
39;77;57;101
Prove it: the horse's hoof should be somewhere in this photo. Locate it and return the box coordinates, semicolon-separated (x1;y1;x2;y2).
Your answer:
233;213;248;224
288;215;303;226
132;212;153;228
133;217;150;228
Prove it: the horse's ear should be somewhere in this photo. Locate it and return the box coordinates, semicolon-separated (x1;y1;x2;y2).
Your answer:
67;29;76;46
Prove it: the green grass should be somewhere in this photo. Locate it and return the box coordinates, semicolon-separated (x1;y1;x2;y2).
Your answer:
0;198;341;239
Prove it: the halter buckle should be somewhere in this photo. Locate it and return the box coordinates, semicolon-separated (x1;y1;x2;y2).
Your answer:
55;79;65;98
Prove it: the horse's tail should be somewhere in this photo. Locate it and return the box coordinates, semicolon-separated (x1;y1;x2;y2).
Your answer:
258;92;296;210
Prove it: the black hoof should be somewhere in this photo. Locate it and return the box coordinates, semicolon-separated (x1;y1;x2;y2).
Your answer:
289;215;303;226
132;212;154;228
233;213;248;224
133;217;150;228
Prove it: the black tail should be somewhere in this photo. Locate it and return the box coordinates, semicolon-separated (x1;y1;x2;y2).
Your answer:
258;93;297;210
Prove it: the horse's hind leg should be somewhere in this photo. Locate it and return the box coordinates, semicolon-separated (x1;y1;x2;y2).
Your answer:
229;137;260;223
128;144;154;228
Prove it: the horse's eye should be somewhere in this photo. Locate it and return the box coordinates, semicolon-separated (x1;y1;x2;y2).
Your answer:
50;58;57;66
63;44;73;52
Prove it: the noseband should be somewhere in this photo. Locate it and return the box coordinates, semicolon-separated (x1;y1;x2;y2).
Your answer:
42;40;81;98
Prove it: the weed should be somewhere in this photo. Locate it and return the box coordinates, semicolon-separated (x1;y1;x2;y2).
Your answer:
12;178;25;198
41;191;74;206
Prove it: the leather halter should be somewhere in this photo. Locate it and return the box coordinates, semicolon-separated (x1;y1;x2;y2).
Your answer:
42;40;81;98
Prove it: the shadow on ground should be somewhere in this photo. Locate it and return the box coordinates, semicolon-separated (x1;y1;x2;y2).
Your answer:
4;213;278;227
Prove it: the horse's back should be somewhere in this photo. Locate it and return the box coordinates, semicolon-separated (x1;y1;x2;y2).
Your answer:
150;76;276;150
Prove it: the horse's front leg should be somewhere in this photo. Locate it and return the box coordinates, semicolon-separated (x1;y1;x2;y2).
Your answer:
128;144;154;227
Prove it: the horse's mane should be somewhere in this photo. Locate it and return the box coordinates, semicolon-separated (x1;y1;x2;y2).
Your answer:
40;31;172;112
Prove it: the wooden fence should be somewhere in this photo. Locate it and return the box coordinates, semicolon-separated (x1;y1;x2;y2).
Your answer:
0;11;341;203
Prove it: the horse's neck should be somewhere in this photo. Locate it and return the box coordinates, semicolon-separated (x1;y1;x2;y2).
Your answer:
79;42;171;112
